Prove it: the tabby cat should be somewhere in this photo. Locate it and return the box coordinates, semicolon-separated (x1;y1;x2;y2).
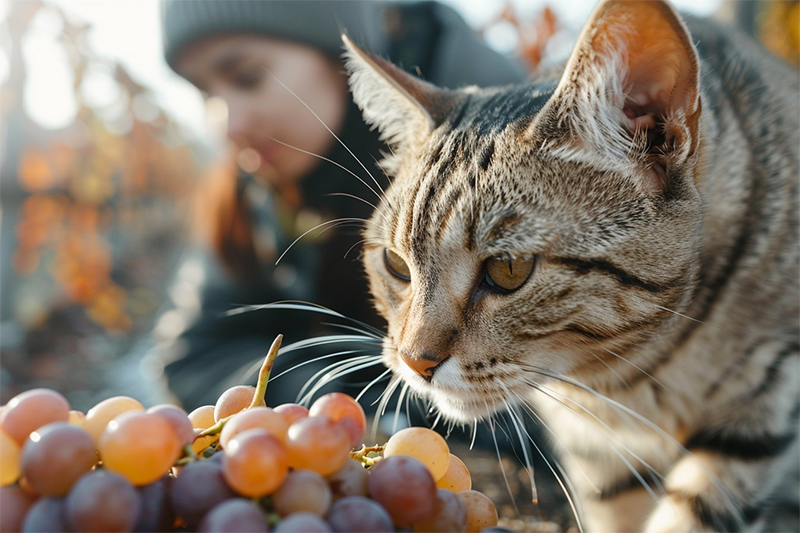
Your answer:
342;0;799;531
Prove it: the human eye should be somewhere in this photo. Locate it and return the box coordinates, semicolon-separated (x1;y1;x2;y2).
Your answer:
232;68;263;90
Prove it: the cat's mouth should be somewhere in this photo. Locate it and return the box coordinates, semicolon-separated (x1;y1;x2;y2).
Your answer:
387;353;518;423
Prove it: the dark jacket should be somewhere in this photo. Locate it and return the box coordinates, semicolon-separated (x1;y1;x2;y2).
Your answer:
154;1;527;410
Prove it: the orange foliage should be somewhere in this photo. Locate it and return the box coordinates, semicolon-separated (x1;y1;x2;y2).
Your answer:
480;3;559;73
18;148;54;191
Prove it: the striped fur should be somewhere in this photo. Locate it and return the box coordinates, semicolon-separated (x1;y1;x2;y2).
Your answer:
345;1;799;531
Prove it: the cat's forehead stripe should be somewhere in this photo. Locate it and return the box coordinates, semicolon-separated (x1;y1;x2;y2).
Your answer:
450;83;556;134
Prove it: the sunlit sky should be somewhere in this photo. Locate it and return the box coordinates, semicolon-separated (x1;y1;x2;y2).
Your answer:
1;0;722;145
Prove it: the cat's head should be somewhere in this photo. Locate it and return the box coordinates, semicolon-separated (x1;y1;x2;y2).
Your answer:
345;0;704;423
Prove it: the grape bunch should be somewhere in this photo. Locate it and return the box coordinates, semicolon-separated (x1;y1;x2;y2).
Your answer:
1;336;508;533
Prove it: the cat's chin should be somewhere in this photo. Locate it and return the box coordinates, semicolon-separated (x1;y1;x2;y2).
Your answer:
428;393;504;424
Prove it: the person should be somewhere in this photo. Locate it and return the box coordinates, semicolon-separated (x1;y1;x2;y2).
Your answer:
153;0;527;410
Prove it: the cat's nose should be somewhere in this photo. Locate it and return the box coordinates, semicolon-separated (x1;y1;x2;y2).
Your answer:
400;353;449;380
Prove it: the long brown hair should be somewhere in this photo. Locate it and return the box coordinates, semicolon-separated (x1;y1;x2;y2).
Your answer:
193;156;261;284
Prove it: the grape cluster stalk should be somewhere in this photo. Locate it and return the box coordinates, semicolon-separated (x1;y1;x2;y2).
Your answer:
1;334;510;533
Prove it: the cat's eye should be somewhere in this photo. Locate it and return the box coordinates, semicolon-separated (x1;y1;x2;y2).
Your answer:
484;256;535;292
384;249;411;282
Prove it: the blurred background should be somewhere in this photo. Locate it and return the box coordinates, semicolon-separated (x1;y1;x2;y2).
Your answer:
0;0;797;411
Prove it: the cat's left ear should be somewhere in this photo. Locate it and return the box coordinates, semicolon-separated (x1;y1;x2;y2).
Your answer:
536;0;701;192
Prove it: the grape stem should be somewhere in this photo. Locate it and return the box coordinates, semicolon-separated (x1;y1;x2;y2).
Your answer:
197;334;283;438
249;334;283;409
349;444;385;468
174;444;197;466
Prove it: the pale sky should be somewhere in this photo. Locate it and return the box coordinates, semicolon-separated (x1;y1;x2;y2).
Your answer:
3;0;722;146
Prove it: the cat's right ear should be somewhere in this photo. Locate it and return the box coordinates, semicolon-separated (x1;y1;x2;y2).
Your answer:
342;34;458;155
534;0;702;193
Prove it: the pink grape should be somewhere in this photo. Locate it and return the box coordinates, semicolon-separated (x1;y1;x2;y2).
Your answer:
309;393;367;447
1;389;70;445
22;422;96;496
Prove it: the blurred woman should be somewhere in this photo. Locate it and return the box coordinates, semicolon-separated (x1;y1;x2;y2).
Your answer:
154;0;527;409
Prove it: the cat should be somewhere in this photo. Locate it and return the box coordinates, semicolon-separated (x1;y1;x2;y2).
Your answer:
341;0;799;531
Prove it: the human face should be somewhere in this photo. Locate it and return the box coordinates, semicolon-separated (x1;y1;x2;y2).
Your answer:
177;35;349;187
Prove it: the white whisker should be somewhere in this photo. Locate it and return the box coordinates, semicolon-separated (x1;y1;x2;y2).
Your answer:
265;69;388;200
355;368;392;402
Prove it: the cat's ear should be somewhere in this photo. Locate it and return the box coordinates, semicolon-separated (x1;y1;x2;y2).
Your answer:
342;34;458;154
537;0;701;192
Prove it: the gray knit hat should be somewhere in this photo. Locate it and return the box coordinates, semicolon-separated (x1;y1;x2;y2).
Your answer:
161;0;391;71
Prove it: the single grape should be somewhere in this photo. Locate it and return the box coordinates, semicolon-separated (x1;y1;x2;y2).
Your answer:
188;405;219;455
455;490;498;532
21;497;68;533
274;403;309;425
436;454;472;492
1;389;70;445
385;427;450;481
219;406;289;448
170;460;236;528
133;475;174;533
68;410;86;428
412;488;467;532
1;428;21;486
188;405;216;428
273;469;332;516
198;498;269;532
22;422;96;496
214;385;256;422
275;512;333;533
147;404;195;447
83;396;144;445
326;459;369;501
286;416;350;476
99;411;182;486
65;470;142;533
1;485;38;532
326;496;393;533
308;393;367;448
222;428;288;497
368;455;437;526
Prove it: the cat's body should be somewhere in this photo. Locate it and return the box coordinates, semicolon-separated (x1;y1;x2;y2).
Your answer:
343;1;799;531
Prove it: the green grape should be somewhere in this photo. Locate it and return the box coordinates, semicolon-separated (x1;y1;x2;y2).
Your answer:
147;404;195;447
368;455;437;526
0;428;21;486
214;385;256;422
436;454;472;492
326;496;393;532
22;422;96;496
385;427;450;480
1;389;70;446
198;498;269;532
412;488;467;532
65;470;142;533
98;411;182;486
188;405;219;455
83;396;144;446
273;469;332;516
455;490;498;532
